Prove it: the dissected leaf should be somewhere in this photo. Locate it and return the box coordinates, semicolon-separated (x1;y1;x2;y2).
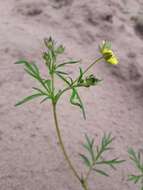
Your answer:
56;71;69;75
16;60;39;75
15;93;43;106
31;62;40;75
101;133;114;151
96;158;125;169
56;72;71;85
95;133;114;162
15;60;29;65
56;60;80;68
85;134;94;148
32;87;48;95
93;168;109;177
16;60;41;82
128;148;143;190
128;148;143;172
24;68;38;79
54;90;62;103
79;154;91;167
40;97;51;103
44;79;52;91
128;174;142;184
83;134;95;162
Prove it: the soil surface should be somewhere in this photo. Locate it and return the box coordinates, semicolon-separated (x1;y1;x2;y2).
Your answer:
0;0;143;190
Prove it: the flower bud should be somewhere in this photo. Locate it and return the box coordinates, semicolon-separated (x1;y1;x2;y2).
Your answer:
44;37;54;50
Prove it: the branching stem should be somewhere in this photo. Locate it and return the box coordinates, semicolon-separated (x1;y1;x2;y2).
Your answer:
51;67;81;182
51;68;90;190
57;56;104;100
50;56;104;190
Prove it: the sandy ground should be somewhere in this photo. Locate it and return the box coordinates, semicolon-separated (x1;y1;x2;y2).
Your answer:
0;0;143;189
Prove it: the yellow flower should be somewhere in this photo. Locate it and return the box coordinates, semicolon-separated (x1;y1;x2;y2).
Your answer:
100;41;118;65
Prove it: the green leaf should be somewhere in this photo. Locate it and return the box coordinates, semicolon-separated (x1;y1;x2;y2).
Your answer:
15;60;28;65
56;72;71;85
44;80;52;91
82;143;91;152
95;133;114;162
101;133;114;150
128;148;137;159
54;90;62;103
70;88;86;119
83;134;95;162
15;60;51;94
24;68;38;79
128;174;142;184
16;60;40;79
56;71;69;75
128;148;143;172
85;134;94;148
93;168;109;177
77;67;84;83
40;96;50;103
32;87;48;95
96;158;125;169
79;154;91;167
24;61;39;75
56;60;80;68
15;93;43;106
31;62;40;75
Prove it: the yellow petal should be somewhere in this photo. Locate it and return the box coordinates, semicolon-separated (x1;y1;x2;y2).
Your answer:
107;55;118;65
101;49;113;55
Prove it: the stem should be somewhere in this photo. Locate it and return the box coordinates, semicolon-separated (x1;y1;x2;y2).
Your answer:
85;146;103;181
50;54;92;190
50;59;80;181
52;103;81;182
83;56;103;75
57;56;104;100
81;179;90;190
85;166;93;181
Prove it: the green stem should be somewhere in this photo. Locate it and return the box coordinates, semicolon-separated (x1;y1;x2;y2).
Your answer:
81;179;90;190
52;102;91;190
85;145;104;181
57;56;104;100
85;165;94;181
51;65;81;182
51;56;92;190
82;56;103;75
52;103;81;182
